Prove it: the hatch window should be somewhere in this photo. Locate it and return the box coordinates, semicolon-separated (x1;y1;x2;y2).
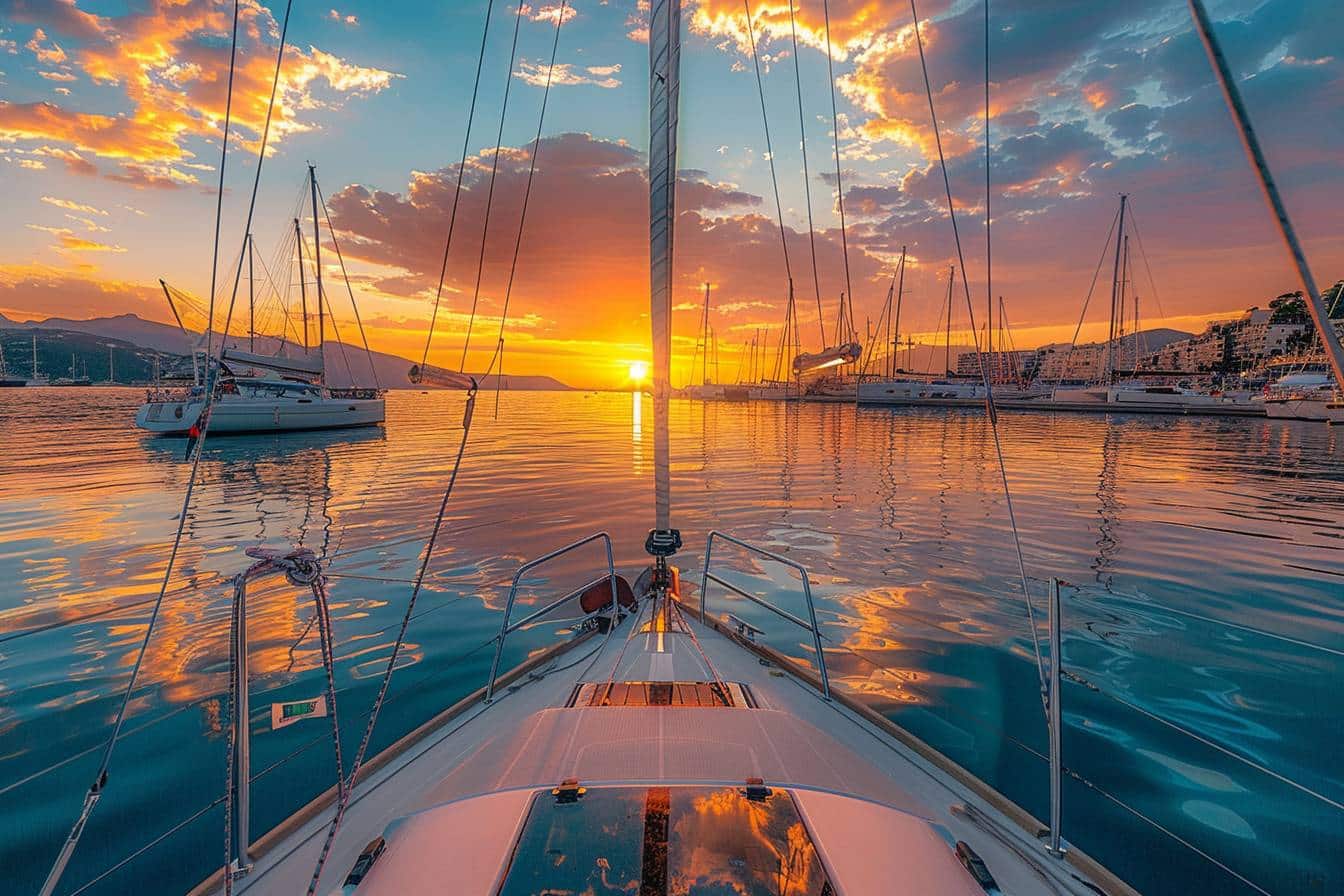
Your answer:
497;785;832;896
568;681;753;708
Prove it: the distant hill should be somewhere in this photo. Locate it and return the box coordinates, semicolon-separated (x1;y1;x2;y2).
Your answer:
0;313;573;390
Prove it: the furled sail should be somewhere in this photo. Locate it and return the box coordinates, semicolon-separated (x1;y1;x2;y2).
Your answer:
221;347;324;379
793;342;862;375
649;0;680;532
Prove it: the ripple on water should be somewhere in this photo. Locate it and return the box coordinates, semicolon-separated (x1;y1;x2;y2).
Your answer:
0;389;1341;896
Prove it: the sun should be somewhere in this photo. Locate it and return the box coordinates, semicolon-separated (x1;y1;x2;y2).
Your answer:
628;361;649;382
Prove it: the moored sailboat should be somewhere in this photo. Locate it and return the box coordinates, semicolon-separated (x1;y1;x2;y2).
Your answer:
135;167;385;437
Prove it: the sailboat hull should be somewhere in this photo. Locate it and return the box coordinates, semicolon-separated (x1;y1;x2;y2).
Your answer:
1263;396;1332;421
135;395;385;435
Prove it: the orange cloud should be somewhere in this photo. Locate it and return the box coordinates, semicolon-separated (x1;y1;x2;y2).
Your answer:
0;263;163;321
0;0;400;185
25;27;67;64
40;195;107;215
26;224;126;253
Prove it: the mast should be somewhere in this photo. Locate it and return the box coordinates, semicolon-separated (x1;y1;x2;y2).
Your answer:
892;248;906;377
648;0;680;533
295;218;309;353
310;165;325;379
32;334;38;380
700;282;710;385
1118;233;1130;375
1188;0;1344;392
1104;193;1128;385
247;232;255;353
944;265;954;376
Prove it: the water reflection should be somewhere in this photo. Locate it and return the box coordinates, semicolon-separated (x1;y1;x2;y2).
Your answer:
1;390;1343;895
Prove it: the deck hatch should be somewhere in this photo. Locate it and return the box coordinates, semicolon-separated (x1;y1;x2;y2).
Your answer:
496;785;832;896
568;680;753;708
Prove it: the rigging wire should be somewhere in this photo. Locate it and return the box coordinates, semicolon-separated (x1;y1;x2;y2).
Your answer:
35;7;249;894
821;0;855;343
740;0;797;381
1187;0;1344;389
36;8;293;892
907;0;1048;714
1123;202;1170;325
785;0;827;348
458;1;527;372
298;234;356;385
984;0;992;370
304;385;479;894
218;1;297;348
420;0;498;374
480;0;570;409
316;181;382;388
1055;206;1122;382
204;0;241;362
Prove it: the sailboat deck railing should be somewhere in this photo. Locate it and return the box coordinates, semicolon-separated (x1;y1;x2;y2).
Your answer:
697;530;830;699
484;531;617;703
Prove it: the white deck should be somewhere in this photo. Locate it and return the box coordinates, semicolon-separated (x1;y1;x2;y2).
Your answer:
220;602;1127;895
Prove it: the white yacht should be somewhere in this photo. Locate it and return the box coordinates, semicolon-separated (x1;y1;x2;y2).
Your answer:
859;377;987;403
134;166;386;437
1261;372;1336;421
135;364;384;435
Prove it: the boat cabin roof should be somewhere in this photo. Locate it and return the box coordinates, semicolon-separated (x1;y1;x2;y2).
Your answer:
353;783;980;895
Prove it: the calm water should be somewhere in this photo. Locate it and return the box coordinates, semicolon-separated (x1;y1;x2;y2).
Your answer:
1;388;1341;895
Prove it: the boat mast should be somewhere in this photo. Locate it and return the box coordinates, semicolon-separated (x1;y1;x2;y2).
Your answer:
1104;193;1128;386
699;282;710;385
1118;233;1129;376
944;265;954;376
310;165;325;381
32;334;38;380
892;247;906;377
247;232;255;353
294;218;309;353
649;0;679;534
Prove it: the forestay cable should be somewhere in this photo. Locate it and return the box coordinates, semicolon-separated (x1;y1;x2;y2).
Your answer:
480;0;571;406
786;0;827;348
316;180;381;388
420;0;498;373
35;3;275;891
305;385;479;895
1055;206;1121;383
458;1;528;371
908;0;1048;713
821;0;855;342
742;0;796;383
204;0;241;361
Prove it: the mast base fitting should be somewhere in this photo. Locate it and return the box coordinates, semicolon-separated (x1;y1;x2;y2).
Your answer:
645;529;682;558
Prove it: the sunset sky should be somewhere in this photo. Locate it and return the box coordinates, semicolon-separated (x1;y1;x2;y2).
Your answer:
1;0;1339;388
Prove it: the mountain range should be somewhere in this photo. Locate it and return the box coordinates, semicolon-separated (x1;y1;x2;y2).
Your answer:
0;312;573;390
